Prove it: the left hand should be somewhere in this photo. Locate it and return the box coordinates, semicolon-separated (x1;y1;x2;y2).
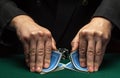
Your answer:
71;17;112;72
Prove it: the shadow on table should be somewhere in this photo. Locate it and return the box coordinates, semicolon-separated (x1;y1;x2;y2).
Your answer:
9;53;120;72
0;53;120;78
100;53;120;70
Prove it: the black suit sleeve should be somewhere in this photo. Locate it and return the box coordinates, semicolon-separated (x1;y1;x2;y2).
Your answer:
93;0;120;29
0;0;26;32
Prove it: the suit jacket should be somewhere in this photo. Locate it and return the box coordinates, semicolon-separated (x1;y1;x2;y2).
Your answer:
0;0;120;50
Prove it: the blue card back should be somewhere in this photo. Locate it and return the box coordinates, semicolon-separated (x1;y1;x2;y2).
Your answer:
42;51;62;72
70;51;88;72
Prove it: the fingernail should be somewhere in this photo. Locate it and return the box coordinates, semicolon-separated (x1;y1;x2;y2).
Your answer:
88;67;94;72
44;63;49;68
30;67;35;72
81;62;86;67
36;67;41;72
94;67;98;71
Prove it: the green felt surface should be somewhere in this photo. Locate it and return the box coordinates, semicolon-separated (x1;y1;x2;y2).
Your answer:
0;53;120;78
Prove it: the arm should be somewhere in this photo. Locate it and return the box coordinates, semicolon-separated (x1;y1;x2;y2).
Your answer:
0;0;26;30
93;0;120;29
71;0;118;72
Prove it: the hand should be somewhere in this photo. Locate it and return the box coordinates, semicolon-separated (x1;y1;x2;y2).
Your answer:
71;17;112;72
11;15;57;72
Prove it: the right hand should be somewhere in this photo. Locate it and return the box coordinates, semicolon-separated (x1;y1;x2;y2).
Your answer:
11;15;57;72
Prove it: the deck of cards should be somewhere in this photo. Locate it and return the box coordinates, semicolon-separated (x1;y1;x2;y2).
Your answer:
40;51;65;74
65;51;87;72
40;50;88;74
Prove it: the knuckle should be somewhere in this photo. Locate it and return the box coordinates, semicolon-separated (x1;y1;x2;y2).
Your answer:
95;31;109;40
30;31;38;38
24;48;29;53
37;49;44;56
80;30;95;38
79;48;86;55
45;49;51;54
103;35;110;41
96;50;103;56
22;35;30;41
79;29;88;37
30;31;44;38
31;31;37;36
45;31;52;37
37;31;44;37
30;49;36;56
95;31;103;37
87;48;94;56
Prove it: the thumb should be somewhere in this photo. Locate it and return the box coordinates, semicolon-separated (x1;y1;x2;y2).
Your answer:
71;34;79;52
52;38;57;50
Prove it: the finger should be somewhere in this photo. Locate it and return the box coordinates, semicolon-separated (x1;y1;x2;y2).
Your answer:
71;34;79;52
23;41;30;67
36;34;44;72
87;38;95;72
52;38;57;50
21;38;30;67
95;39;103;71
29;39;36;72
44;36;52;68
79;38;87;67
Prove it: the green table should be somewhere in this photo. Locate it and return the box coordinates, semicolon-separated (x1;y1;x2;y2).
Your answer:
0;53;120;78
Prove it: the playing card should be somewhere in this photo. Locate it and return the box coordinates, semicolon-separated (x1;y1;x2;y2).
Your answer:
70;51;88;72
40;63;65;74
65;62;78;71
53;63;65;72
40;51;63;74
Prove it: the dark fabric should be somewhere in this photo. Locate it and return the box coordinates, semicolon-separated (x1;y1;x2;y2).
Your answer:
93;0;120;39
0;0;120;53
0;0;26;32
93;0;120;29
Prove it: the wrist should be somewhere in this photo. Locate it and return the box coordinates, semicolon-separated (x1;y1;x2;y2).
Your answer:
91;17;112;29
10;15;34;29
91;17;111;24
